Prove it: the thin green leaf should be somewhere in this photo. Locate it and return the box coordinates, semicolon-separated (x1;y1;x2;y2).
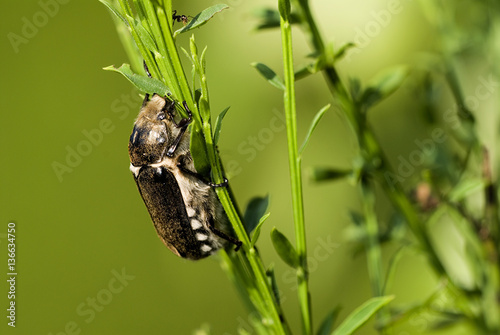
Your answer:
448;178;485;202
253;8;280;29
250;213;270;247
349;78;362;102
294;63;315;80
294;55;323;80
130;16;158;53
251;62;286;90
189;126;210;178
334;42;355;61
140;1;166;55
360;66;409;108
278;0;291;18
270;227;299;269
253;7;300;30
266;266;281;306
310;167;352;182
132;0;147;22
383;246;406;294
344;210;367;244
299;104;330;156
190;34;199;61
188;54;210;178
348;210;365;227
99;0;128;25
198;97;210;129
174;4;229;36
331;296;394;335
103;63;169;95
214;106;230;146
201;45;208;75
430;314;466;330
115;17;142;73
317;307;341;335
244;195;270;234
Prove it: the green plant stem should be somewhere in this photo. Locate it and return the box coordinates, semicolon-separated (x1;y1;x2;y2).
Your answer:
193;43;290;335
291;0;348;99
291;0;454;278
431;4;500;329
210;132;291;335
290;0;482;329
360;179;390;334
118;0;194;112
291;0;500;332
117;0;161;79
360;183;382;295
279;0;312;334
113;1;290;332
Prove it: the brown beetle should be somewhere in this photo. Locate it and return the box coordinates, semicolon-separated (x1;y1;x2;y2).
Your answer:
128;94;240;260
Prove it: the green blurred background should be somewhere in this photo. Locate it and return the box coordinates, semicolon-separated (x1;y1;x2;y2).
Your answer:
0;0;495;334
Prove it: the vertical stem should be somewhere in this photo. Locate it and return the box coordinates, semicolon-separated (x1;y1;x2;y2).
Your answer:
292;0;348;99
361;181;383;297
195;47;290;335
360;179;391;334
207;119;291;335
291;0;454;284
279;0;312;334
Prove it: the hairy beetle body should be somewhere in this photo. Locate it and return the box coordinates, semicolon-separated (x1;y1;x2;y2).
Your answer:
128;94;234;260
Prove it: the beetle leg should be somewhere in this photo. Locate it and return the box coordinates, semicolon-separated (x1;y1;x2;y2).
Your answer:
166;128;187;157
176;101;192;128
207;178;229;188
177;162;229;188
164;101;193;157
207;218;242;251
141;93;150;108
166;123;188;158
164;100;192;129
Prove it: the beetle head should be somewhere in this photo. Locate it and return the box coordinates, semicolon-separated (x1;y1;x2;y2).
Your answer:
128;94;177;166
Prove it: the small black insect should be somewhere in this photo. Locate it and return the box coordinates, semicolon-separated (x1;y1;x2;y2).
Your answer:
172;10;189;25
128;89;241;260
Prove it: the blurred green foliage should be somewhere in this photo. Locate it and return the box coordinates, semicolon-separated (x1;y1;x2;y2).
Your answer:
0;0;499;334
